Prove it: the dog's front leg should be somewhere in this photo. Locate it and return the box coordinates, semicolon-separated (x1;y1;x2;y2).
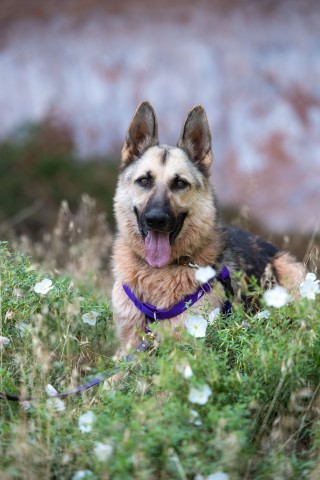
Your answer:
113;314;147;359
112;281;146;358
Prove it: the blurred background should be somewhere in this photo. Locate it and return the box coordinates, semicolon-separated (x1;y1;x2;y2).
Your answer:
0;0;319;273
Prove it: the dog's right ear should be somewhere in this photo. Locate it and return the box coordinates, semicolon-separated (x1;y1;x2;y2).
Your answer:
121;101;159;168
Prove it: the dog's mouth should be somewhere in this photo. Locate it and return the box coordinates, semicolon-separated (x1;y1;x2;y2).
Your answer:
134;208;187;268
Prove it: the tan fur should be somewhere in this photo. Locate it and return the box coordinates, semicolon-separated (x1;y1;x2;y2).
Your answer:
112;219;225;355
112;260;225;356
272;252;306;298
113;139;226;354
114;146;220;265
112;102;306;355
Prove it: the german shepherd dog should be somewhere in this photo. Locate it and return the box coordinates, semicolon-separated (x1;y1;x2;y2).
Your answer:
112;101;305;356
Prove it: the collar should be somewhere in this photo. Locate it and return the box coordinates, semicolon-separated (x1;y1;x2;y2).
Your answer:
122;264;233;323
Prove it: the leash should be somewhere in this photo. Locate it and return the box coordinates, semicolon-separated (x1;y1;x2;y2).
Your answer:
0;337;152;403
0;264;233;404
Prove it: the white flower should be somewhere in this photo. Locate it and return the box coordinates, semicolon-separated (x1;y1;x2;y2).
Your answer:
13;287;23;297
208;307;220;325
82;311;99;326
176;361;193;379
34;278;53;295
62;453;71;464
20;400;31;411
5;310;13;320
72;471;93;480
207;473;229;480
255;310;270;319
241;321;251;329
263;286;290;308
46;384;58;396
195;266;216;284
188;384;212;405
78;411;96;433
15;322;32;336
182;364;193;379
0;336;10;349
93;441;114;461
190;409;202;426
299;272;320;300
185;315;207;338
46;398;66;412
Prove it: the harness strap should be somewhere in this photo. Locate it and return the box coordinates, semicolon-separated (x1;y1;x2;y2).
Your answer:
123;265;233;322
123;280;213;322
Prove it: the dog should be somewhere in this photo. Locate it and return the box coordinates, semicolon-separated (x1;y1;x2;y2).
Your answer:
112;101;306;356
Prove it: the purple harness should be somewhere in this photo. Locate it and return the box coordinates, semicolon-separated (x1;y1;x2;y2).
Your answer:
1;265;233;403
123;265;232;327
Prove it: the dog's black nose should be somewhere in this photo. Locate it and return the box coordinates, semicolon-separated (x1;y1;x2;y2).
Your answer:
145;208;170;230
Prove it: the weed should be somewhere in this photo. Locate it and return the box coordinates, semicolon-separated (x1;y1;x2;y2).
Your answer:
0;242;320;479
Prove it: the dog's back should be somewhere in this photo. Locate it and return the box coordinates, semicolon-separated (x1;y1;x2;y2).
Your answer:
223;225;305;298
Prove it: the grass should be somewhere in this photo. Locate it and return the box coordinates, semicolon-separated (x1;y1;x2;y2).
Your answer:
1;241;320;479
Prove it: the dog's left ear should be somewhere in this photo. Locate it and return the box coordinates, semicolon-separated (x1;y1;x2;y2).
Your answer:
121;101;159;168
178;105;212;174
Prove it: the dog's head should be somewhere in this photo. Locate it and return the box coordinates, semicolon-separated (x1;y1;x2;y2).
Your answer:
114;101;217;268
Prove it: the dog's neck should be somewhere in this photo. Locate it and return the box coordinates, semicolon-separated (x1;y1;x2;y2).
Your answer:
113;230;227;308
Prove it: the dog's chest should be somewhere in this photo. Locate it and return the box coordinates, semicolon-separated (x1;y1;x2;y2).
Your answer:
124;264;225;313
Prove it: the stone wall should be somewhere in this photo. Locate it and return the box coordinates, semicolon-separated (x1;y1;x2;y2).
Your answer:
1;0;319;232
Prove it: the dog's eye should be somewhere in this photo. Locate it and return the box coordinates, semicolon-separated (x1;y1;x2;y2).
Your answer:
173;179;189;190
136;177;150;187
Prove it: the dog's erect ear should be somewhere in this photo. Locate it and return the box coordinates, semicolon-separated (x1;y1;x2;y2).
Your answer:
178;105;212;174
121;101;159;168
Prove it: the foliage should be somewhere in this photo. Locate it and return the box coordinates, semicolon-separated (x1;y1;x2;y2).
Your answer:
0;120;118;236
1;242;320;479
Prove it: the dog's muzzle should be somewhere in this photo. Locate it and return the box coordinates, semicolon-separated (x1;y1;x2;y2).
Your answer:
134;207;188;268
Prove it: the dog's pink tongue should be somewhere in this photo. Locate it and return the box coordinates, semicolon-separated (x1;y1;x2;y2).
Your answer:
145;231;171;268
